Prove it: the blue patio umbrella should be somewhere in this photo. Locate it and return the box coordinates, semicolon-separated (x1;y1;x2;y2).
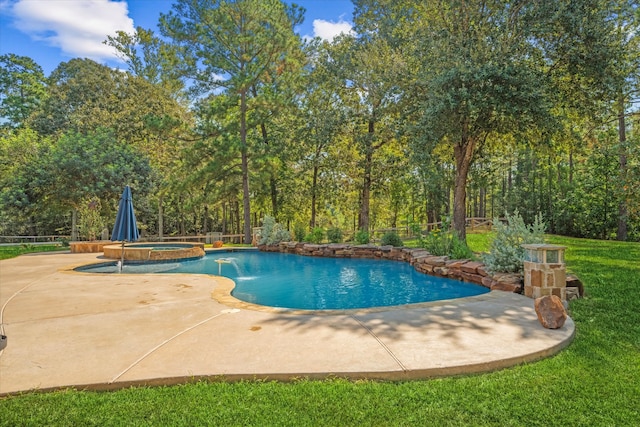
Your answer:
111;185;139;271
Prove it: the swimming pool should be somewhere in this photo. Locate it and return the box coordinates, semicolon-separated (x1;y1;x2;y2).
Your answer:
78;251;489;310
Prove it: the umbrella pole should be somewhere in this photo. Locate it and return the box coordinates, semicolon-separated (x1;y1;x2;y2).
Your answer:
120;241;125;272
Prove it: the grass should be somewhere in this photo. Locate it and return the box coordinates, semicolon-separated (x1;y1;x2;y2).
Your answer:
1;235;639;426
0;244;67;260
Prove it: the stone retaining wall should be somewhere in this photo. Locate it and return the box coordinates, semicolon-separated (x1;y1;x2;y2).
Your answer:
258;242;523;294
69;241;112;253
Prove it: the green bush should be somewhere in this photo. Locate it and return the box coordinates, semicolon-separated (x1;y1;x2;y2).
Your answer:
450;234;474;259
410;223;426;247
258;215;291;245
483;211;546;273
354;229;370;244
421;218;474;259
422;219;452;256
304;227;324;244
327;227;343;243
380;231;403;247
293;223;306;242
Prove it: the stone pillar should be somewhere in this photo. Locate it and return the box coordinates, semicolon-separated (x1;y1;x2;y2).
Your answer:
522;244;567;301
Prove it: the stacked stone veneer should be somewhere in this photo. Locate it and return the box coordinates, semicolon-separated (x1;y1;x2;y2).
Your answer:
103;243;205;261
258;243;523;294
523;260;566;300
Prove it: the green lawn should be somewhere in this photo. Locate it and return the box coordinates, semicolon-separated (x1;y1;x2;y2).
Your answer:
0;244;67;260
1;235;639;426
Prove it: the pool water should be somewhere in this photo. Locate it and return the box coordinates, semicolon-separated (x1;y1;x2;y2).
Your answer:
79;251;489;310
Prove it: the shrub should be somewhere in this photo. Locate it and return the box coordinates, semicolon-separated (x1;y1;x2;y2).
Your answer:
258;216;276;245
483;211;546;273
421;217;474;259
293;223;306;242
450;234;474;259
304;227;324;244
273;227;293;243
327;227;343;243
78;197;103;241
258;215;291;245
422;219;452;256
380;231;403;247
354;229;370;244
410;223;426;247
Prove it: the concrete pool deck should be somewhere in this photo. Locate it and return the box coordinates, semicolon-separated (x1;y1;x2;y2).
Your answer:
0;251;575;395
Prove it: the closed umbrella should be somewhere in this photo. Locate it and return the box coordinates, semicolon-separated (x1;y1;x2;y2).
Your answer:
111;185;139;271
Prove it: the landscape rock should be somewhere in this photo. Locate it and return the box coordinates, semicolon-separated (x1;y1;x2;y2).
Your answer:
566;274;584;297
424;256;448;267
481;276;496;288
460;261;483;274
491;282;521;293
566;287;580;301
476;266;489;277
534;295;567;329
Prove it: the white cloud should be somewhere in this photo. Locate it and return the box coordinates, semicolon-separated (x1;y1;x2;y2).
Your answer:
11;0;134;61
312;19;353;41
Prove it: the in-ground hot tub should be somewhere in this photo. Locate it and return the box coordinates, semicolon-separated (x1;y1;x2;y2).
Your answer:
103;242;205;261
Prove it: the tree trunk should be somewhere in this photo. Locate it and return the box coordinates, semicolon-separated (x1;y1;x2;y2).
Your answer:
359;150;372;232
203;205;208;235
71;209;79;241
222;202;227;235
240;90;252;244
358;120;375;232
310;164;318;229
258;122;279;219
178;195;186;236
270;178;278;220
158;195;164;240
617;96;628;241
453;137;476;242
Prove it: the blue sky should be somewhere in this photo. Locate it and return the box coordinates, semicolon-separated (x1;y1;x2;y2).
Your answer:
0;0;354;75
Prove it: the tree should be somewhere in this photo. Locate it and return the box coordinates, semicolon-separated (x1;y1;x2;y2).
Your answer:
106;28;194;238
530;0;639;241
0;128;53;235
411;1;554;242
330;33;406;232
160;0;304;243
0;54;47;130
292;40;348;229
46;129;151;240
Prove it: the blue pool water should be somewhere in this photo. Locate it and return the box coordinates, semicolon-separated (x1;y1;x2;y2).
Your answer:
78;251;489;310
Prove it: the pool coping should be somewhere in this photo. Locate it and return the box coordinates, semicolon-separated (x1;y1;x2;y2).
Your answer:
210;275;496;315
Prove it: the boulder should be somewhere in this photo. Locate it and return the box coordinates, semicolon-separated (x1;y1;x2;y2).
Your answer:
491;281;521;293
446;259;469;269
566;274;584;297
566;287;580;301
460;261;483;274
460;271;484;285
534;295;567;329
424;256;448;267
476;266;489;277
481;276;495;288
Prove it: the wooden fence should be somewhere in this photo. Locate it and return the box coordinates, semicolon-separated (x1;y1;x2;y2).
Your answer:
0;218;501;246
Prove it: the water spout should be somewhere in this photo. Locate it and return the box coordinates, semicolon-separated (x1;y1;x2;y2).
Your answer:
215;258;232;275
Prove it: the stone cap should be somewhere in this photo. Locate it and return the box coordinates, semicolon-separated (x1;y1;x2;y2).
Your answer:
521;244;567;251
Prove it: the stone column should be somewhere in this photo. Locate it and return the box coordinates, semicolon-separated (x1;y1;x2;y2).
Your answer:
522;244;567;301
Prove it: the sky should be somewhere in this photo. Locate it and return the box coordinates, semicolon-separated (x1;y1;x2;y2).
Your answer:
0;0;355;75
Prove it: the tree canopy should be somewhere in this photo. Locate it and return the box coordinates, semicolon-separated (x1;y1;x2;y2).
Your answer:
0;0;638;243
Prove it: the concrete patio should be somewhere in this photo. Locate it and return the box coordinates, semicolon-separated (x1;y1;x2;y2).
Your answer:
0;251;575;395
